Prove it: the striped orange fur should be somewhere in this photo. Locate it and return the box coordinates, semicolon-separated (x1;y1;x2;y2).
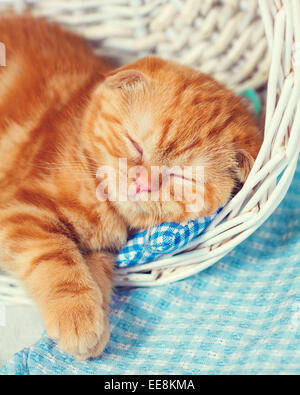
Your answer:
0;15;261;359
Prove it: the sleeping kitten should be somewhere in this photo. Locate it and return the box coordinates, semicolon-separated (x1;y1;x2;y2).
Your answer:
0;15;261;359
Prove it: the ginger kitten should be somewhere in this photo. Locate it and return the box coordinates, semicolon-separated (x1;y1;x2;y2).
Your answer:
0;15;261;359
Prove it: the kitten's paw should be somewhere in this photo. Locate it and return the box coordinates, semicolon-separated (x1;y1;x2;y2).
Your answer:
74;317;110;361
45;289;110;360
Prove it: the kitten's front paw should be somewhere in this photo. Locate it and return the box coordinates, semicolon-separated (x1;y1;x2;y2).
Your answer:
44;288;110;360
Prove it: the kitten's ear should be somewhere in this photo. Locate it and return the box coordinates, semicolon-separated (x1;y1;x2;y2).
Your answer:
235;149;255;183
104;69;147;89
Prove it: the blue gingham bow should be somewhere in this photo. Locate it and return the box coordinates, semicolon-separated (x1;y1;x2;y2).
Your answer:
116;207;223;268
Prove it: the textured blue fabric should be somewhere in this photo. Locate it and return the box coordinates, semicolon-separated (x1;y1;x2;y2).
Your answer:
1;160;299;375
116;208;222;268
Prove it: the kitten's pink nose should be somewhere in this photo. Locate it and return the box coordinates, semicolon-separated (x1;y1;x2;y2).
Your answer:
134;173;151;194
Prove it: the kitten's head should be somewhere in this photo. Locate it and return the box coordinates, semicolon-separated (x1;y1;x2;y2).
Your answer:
83;57;261;229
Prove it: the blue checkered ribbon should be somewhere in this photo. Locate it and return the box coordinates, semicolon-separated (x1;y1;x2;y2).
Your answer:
116;208;223;268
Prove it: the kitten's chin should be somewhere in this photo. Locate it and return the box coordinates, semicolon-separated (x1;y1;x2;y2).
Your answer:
112;201;161;229
112;200;198;230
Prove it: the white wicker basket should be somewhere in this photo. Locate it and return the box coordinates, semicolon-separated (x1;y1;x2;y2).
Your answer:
0;0;299;304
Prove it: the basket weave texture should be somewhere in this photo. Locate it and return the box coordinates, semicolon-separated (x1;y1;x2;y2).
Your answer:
0;0;299;303
1;0;270;92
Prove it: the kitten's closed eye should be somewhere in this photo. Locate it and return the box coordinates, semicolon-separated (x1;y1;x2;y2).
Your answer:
127;134;143;158
169;173;194;183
